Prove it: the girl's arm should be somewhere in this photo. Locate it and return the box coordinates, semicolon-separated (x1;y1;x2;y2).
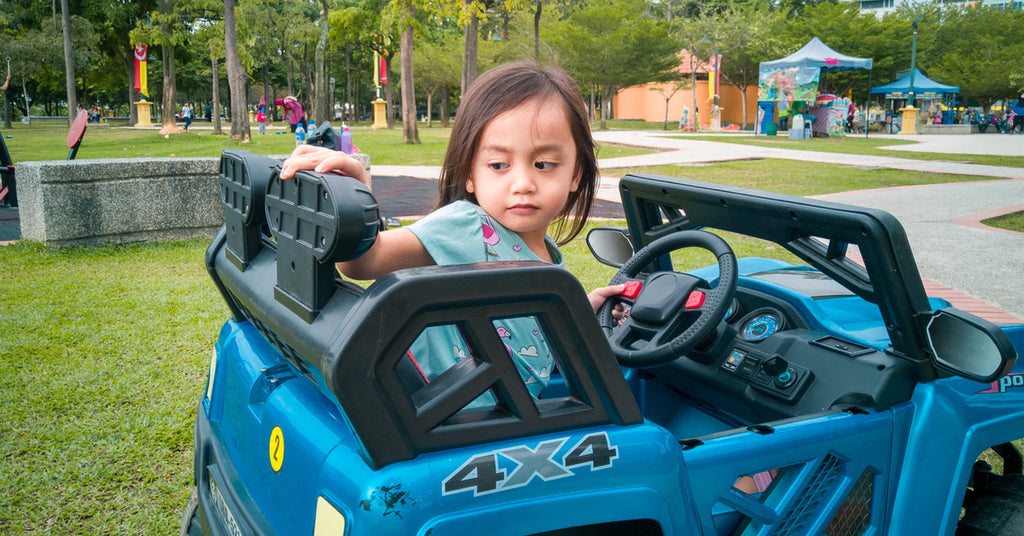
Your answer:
279;145;434;280
337;227;434;281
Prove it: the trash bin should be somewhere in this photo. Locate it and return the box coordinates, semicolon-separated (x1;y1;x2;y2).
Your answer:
757;102;776;136
765;122;778;136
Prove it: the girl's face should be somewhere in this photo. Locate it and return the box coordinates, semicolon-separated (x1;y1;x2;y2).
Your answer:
467;96;581;255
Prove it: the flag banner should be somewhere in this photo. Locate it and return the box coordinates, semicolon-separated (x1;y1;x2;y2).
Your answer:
707;54;722;103
134;44;148;99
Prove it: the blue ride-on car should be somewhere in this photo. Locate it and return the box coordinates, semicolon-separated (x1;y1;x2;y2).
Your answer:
182;149;1024;535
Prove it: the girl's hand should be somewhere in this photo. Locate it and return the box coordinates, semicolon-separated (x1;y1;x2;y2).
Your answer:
587;284;626;315
279;145;371;189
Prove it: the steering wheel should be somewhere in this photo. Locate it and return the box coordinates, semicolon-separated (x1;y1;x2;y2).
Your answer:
599;230;737;368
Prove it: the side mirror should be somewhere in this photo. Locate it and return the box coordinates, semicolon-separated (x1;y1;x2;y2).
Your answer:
586;227;634;268
926;307;1017;383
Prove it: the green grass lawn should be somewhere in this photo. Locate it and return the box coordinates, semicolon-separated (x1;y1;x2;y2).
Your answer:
602;158;1000;197
670;134;1024;169
1;121;654;165
0;239;226;534
1;121;1021;534
983;211;1024;234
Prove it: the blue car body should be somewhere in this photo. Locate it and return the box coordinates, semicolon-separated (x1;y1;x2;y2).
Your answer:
185;152;1022;536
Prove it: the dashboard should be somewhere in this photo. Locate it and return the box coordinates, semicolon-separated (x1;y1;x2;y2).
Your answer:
647;266;919;425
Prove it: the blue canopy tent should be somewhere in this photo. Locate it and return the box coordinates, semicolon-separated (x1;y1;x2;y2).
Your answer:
870;68;959;101
759;37;874;137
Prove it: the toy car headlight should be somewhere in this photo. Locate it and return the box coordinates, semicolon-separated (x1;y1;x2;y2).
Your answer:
313;496;346;535
205;348;218;402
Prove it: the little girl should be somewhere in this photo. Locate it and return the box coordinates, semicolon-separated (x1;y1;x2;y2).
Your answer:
256;105;267;135
281;61;623;400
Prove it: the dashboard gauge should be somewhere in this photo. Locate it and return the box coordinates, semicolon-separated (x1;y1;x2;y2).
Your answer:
724;298;741;323
738;308;785;342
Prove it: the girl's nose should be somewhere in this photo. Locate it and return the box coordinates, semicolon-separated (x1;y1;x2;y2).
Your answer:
509;165;537;194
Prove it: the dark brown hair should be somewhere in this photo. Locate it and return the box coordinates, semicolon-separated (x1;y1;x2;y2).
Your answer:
436;61;598;246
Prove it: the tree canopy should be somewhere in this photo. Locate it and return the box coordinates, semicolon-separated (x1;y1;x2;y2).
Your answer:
2;0;1021;131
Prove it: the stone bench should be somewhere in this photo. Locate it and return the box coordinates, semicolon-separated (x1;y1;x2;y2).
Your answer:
916;124;975;135
18;153;370;248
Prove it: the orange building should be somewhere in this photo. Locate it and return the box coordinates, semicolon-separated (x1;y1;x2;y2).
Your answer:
612;50;760;129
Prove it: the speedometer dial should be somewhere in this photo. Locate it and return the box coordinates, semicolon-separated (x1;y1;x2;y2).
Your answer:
738;308;785;342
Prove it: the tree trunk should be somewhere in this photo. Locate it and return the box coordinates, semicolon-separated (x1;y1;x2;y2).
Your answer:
426;89;434;128
345;43;352;121
159;0;177;131
738;83;749;129
126;49;137;125
224;0;250;141
600;87;610;130
212;55;223;135
690;67;699;130
441;86;449;127
314;0;330;124
60;0;77;124
534;0;542;62
461;11;478;95
263;54;270;112
400;21;420;144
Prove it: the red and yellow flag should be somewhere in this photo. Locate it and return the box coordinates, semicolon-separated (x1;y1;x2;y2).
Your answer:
134;44;148;99
707;54;721;103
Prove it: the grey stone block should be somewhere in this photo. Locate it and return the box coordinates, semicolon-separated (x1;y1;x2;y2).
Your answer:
18;152;371;248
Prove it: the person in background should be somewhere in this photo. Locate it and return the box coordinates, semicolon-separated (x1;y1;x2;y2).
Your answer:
1010;92;1024;135
181;102;193;131
256;105;267;135
275;96;306;133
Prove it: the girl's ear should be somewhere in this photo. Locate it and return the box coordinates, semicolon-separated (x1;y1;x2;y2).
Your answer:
466;175;476;194
570;167;582;193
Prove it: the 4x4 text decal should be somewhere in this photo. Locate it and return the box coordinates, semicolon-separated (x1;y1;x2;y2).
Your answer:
442;432;618;496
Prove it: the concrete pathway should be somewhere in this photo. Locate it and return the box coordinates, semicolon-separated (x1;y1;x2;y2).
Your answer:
584;131;1024;322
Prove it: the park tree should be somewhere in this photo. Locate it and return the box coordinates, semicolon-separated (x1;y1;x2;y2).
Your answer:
314;0;332;124
331;0;399;128
412;33;462;127
544;0;679;130
380;0;422;142
60;0;78;123
716;2;784;128
669;2;729;130
773;2;883;101
928;4;1024;110
224;0;250;140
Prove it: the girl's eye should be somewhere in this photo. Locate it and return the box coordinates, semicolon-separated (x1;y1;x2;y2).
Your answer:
488;162;509;171
535;161;557;170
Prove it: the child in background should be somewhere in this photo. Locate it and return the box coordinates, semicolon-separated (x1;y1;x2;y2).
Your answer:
256;105;267;135
281;61;624;400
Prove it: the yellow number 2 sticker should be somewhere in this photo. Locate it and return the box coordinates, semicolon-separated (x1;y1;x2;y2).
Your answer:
269;426;284;473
